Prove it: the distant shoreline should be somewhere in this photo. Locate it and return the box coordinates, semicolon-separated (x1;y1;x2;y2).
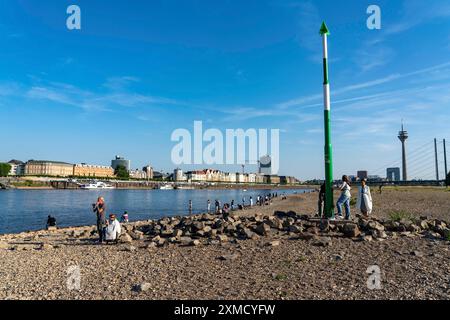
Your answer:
6;184;316;191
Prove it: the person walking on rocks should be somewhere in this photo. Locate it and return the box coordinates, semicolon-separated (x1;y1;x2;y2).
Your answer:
231;199;235;211
336;175;352;220
92;196;106;243
357;179;373;217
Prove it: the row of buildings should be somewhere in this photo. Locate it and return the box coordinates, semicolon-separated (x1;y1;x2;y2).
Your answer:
6;156;154;180
173;168;299;185
346;168;401;183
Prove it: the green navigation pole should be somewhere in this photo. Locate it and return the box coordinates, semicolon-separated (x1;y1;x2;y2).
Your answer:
320;21;334;219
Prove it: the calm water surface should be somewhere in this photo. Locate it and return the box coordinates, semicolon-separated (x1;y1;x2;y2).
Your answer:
0;188;309;234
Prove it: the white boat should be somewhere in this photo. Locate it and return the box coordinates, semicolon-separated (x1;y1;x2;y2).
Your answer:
159;184;174;190
79;181;115;190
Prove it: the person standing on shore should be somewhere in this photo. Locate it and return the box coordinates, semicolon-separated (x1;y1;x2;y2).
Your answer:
92;196;106;243
250;196;253;207
231;200;235;211
242;197;246;209
215;200;219;213
357;179;373;217
317;183;326;218
189;200;193;214
207;200;211;213
336;175;352;220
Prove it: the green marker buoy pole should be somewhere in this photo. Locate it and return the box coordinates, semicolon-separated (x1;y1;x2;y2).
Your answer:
320;22;334;219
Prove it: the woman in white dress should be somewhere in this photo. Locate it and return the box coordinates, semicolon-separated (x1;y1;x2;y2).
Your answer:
357;179;373;217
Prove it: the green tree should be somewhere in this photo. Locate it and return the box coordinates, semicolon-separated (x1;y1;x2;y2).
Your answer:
114;165;129;179
0;163;12;177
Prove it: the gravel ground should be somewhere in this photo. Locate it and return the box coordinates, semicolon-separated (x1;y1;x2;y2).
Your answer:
0;187;449;300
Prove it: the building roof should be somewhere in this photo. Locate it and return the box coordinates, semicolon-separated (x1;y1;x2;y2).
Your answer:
26;160;73;166
8;159;24;165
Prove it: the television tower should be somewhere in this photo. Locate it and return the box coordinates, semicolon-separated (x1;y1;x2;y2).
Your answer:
398;122;408;181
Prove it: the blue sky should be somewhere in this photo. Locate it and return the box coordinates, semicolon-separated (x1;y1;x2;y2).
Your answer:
0;0;450;180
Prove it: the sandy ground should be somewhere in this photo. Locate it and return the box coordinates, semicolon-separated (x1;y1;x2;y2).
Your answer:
0;187;449;300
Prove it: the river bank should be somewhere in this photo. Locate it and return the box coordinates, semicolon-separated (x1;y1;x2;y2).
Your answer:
0;188;449;300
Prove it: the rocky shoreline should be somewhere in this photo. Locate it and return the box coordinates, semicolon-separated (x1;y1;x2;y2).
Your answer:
1;189;449;300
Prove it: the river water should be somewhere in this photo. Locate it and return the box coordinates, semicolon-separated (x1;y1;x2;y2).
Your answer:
0;188;310;234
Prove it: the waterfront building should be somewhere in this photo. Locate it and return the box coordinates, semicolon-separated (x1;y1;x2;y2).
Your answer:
387;168;401;182
7;160;24;176
236;173;246;183
186;170;208;182
255;174;265;184
143;165;154;180
129;169;147;179
111;155;131;171
266;175;281;184
259;155;272;175
73;163;114;178
247;173;256;183
24;160;74;177
174;168;186;181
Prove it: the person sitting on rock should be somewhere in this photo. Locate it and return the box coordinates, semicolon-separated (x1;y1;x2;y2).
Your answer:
120;211;129;223
46;215;57;229
104;214;122;244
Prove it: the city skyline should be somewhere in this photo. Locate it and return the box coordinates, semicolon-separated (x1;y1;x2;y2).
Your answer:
1;1;450;180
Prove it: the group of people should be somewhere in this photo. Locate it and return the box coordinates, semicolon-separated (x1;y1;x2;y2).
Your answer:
318;175;373;220
200;192;280;216
92;197;129;243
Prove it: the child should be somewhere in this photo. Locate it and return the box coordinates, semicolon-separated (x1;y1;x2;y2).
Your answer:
357;179;373;217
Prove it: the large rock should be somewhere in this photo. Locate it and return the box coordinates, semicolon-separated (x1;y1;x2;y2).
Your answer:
133;282;151;292
216;235;228;242
172;229;183;238
343;223;360;238
119;232;133;243
179;237;193;246
266;240;281;247
129;230;144;240
296;233;317;241
288;225;303;234
367;221;385;232
313;237;332;247
254;222;271;236
371;229;388;240
192;221;205;231
268;217;284;230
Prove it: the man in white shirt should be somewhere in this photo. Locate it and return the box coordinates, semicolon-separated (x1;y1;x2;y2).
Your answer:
104;214;122;243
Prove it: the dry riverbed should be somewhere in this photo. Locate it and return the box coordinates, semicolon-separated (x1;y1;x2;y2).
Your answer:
0;187;449;300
